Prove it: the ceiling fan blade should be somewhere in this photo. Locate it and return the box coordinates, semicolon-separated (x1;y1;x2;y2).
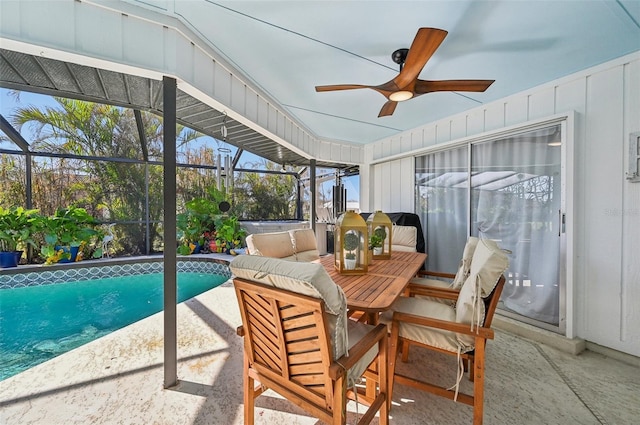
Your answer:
315;84;372;92
395;28;448;88
378;101;397;117
415;79;495;94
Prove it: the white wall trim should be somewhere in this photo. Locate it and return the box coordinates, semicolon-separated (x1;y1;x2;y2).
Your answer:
369;112;575;165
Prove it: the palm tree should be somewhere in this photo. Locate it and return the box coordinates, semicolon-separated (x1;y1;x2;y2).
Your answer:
10;97;198;255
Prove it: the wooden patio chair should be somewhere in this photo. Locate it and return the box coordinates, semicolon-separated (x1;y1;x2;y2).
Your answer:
230;255;389;425
383;238;509;425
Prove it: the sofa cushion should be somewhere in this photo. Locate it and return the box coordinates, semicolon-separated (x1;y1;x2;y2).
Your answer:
289;228;320;262
245;232;297;260
230;255;348;360
391;225;417;252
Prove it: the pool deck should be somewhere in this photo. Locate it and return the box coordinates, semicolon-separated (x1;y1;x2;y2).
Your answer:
1;267;639;424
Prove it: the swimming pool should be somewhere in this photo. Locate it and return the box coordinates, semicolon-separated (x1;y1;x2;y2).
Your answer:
0;259;230;381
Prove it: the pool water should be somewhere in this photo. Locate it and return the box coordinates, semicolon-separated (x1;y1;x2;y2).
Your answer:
0;272;228;381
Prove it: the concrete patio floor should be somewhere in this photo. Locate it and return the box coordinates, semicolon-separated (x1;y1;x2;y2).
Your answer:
1;280;638;425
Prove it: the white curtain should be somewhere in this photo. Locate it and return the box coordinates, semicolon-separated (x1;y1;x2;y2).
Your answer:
415;125;562;326
415;146;468;274
471;126;561;325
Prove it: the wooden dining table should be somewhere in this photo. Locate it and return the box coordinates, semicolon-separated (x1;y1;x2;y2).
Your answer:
320;250;427;402
320;250;427;323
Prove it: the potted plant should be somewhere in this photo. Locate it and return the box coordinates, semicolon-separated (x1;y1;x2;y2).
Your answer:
369;233;384;256
41;206;99;264
343;231;359;270
0;206;42;268
176;209;207;255
177;195;227;255
370;226;387;256
214;214;247;254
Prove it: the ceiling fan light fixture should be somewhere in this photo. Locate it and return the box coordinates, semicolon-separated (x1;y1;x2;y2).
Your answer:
389;90;414;102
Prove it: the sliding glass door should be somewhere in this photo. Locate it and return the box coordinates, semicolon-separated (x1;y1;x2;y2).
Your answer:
415;123;564;331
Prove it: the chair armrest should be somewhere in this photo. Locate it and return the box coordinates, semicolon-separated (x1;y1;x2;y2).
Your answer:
328;323;387;379
392;311;495;340
407;283;460;300
236;325;245;337
417;269;456;279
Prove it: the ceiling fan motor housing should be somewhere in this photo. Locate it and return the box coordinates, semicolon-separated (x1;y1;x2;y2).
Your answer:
392;48;409;67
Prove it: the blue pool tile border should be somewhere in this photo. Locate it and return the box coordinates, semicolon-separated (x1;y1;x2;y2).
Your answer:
0;258;231;289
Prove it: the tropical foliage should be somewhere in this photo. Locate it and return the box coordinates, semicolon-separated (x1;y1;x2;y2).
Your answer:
234;161;297;219
0;94;304;261
0;206;41;252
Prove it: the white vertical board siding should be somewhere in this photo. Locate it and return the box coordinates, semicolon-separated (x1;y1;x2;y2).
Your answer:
399;156;415;212
231;78;247;115
622;60;640;346
466;109;485;137
372;162;393;211
555;77;588;336
583;66;625;348
484;102;506;131
192;55;215;95
366;53;640;356
450;117;467;141
529;87;556;120
369;157;414;212
505;96;529;126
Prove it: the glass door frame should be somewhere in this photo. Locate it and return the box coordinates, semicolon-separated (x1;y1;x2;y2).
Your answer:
413;112;575;337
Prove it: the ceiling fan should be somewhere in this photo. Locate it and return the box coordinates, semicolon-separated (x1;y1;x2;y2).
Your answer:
315;27;495;117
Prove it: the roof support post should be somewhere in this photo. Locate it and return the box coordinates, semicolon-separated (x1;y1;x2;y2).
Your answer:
162;76;178;389
310;159;316;232
296;174;302;221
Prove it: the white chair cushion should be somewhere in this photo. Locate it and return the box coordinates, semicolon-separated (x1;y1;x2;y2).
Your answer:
410;236;479;291
455;238;509;349
380;296;462;353
451;236;479;289
391;225;417;252
468;238;509;298
454;276;486;350
230;255;348;360
409;277;452;289
410;237;479;306
245;232;297;260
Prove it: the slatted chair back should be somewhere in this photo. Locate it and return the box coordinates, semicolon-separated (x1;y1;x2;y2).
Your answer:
234;278;337;413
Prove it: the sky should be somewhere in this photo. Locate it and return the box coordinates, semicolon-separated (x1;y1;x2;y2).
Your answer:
0;88;360;201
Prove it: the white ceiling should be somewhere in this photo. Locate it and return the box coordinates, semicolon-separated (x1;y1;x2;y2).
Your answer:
142;0;639;145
